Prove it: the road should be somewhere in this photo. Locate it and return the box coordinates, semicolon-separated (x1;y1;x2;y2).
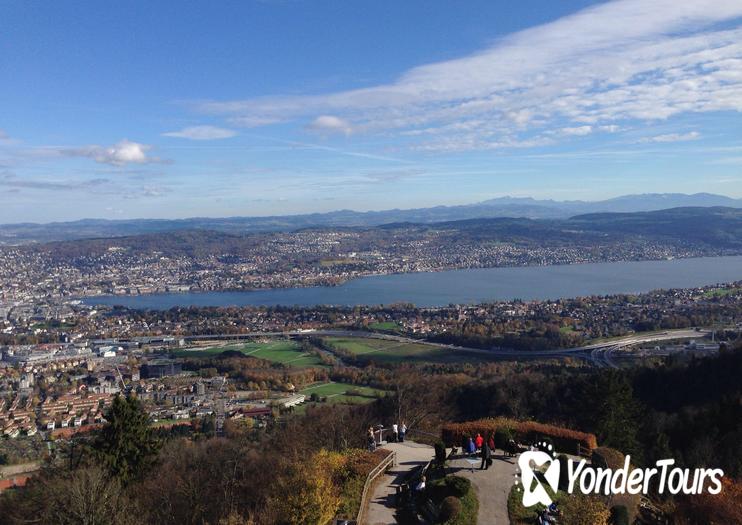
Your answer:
178;328;711;368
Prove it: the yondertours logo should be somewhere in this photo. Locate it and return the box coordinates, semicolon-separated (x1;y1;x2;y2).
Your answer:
515;444;725;507
518;449;561;507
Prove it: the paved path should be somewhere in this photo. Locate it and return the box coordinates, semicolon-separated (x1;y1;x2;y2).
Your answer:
364;442;518;525
450;451;518;525
365;441;434;525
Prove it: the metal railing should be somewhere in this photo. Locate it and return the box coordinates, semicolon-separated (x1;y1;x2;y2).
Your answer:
355;449;396;525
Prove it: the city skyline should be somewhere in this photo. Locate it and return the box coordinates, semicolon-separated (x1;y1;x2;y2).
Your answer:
2;0;742;222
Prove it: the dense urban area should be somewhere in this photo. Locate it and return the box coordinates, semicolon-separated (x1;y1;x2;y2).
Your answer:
2;207;741;301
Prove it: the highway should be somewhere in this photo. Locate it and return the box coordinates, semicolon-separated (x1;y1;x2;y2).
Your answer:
179;328;712;368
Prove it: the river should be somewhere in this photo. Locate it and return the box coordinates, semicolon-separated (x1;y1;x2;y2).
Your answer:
82;255;742;309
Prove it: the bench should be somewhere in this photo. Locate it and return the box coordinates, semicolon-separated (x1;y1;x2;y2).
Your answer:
395;461;432;508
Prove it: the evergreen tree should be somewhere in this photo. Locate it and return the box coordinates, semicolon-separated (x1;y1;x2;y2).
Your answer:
591;371;643;461
94;395;160;484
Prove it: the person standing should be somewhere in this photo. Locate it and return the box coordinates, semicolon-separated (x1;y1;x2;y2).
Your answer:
367;427;376;451
399;421;407;442
475;433;484;450
480;441;492;470
392;422;399;443
466;437;476;456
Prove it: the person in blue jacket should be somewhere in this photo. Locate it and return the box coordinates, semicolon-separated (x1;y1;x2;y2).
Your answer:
466;436;476;456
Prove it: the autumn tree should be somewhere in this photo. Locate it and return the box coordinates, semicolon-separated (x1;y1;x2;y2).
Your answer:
0;466;135;525
271;452;341;525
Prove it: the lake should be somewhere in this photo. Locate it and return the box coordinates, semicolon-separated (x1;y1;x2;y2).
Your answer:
82;255;742;309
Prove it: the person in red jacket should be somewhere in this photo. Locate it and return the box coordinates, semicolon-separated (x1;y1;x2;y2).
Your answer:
475;433;484;450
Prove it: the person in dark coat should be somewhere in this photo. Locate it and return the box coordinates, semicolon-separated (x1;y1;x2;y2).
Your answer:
480;441;492;470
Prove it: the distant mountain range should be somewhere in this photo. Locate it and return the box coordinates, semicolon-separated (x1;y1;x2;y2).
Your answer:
1;192;740;245
24;207;742;262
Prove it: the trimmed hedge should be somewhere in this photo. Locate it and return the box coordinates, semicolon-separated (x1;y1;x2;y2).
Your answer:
446;476;471;498
441;417;597;454
591;447;625;470
440;496;462;522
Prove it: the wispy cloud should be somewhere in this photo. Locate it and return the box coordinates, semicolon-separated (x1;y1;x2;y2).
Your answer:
245;133;412;163
162;125;237;140
0;171;170;198
0;129;19;146
0;172;112;191
637;131;702;143
710;156;742;165
192;0;742;152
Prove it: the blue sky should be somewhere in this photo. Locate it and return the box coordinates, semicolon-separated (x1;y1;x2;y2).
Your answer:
1;0;741;223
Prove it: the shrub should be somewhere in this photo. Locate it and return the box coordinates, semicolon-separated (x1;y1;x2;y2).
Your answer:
445;484;478;525
494;427;514;449
445;476;471;498
592;447;625;470
610;505;629;525
561;493;610;525
439;496;462;521
434;442;447;464
674;477;742;525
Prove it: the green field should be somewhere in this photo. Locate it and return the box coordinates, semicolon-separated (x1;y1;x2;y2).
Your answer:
324;336;483;364
174;340;327;368
298;381;387;405
702;286;739;298
368;321;401;331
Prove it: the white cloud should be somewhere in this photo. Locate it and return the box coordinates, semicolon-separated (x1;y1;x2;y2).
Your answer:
638;131;701;143
558;125;593;136
194;0;742;151
162;125;237;140
305;115;353;135
67;140;159;165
